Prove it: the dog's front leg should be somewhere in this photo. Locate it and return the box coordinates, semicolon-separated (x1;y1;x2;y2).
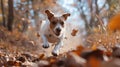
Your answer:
41;35;49;48
52;39;63;56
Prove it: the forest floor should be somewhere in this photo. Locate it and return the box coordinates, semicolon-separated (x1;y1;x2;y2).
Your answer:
0;25;120;67
0;25;82;66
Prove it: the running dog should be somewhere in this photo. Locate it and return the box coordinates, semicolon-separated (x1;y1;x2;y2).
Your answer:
40;10;70;56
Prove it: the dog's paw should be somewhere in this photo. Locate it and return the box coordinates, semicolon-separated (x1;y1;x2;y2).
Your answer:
42;43;49;48
52;50;59;56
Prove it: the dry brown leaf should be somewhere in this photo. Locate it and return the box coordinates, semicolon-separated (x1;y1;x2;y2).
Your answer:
72;45;84;56
36;32;40;37
14;61;22;66
105;51;112;57
91;44;97;50
39;54;45;59
108;13;120;32
71;29;78;36
88;57;101;67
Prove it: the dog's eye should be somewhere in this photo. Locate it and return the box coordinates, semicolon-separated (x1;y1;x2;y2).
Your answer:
52;22;56;25
61;22;64;25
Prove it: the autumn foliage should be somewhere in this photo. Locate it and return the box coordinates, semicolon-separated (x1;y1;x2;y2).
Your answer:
0;0;120;67
108;13;120;32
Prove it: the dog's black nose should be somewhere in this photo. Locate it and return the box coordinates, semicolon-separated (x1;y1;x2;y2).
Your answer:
56;28;61;32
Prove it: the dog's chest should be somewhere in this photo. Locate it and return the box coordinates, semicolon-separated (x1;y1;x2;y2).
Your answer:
45;30;59;43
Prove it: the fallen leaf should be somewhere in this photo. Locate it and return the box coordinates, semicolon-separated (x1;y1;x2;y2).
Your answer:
71;29;78;36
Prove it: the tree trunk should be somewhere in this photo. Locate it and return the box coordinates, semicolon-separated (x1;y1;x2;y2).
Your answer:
32;0;41;31
22;0;29;32
7;0;14;31
0;0;6;27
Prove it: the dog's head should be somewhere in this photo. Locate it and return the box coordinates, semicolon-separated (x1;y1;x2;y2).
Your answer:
45;10;70;36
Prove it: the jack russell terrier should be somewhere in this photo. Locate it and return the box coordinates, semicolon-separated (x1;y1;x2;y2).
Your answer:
40;10;70;56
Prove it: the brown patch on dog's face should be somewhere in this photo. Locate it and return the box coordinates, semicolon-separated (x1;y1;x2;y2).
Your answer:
50;18;64;29
49;17;64;36
45;10;70;36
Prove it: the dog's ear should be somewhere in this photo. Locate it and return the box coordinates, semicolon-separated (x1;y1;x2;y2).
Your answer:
45;10;54;20
62;13;70;20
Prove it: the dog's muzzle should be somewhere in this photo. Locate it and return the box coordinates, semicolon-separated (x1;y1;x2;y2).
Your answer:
55;28;61;36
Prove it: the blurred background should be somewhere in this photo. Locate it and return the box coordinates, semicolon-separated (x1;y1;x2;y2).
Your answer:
0;0;120;55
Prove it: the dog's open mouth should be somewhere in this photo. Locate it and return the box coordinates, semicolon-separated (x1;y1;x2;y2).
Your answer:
55;32;60;36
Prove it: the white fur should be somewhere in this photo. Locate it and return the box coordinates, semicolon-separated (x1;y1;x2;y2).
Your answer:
40;20;65;56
